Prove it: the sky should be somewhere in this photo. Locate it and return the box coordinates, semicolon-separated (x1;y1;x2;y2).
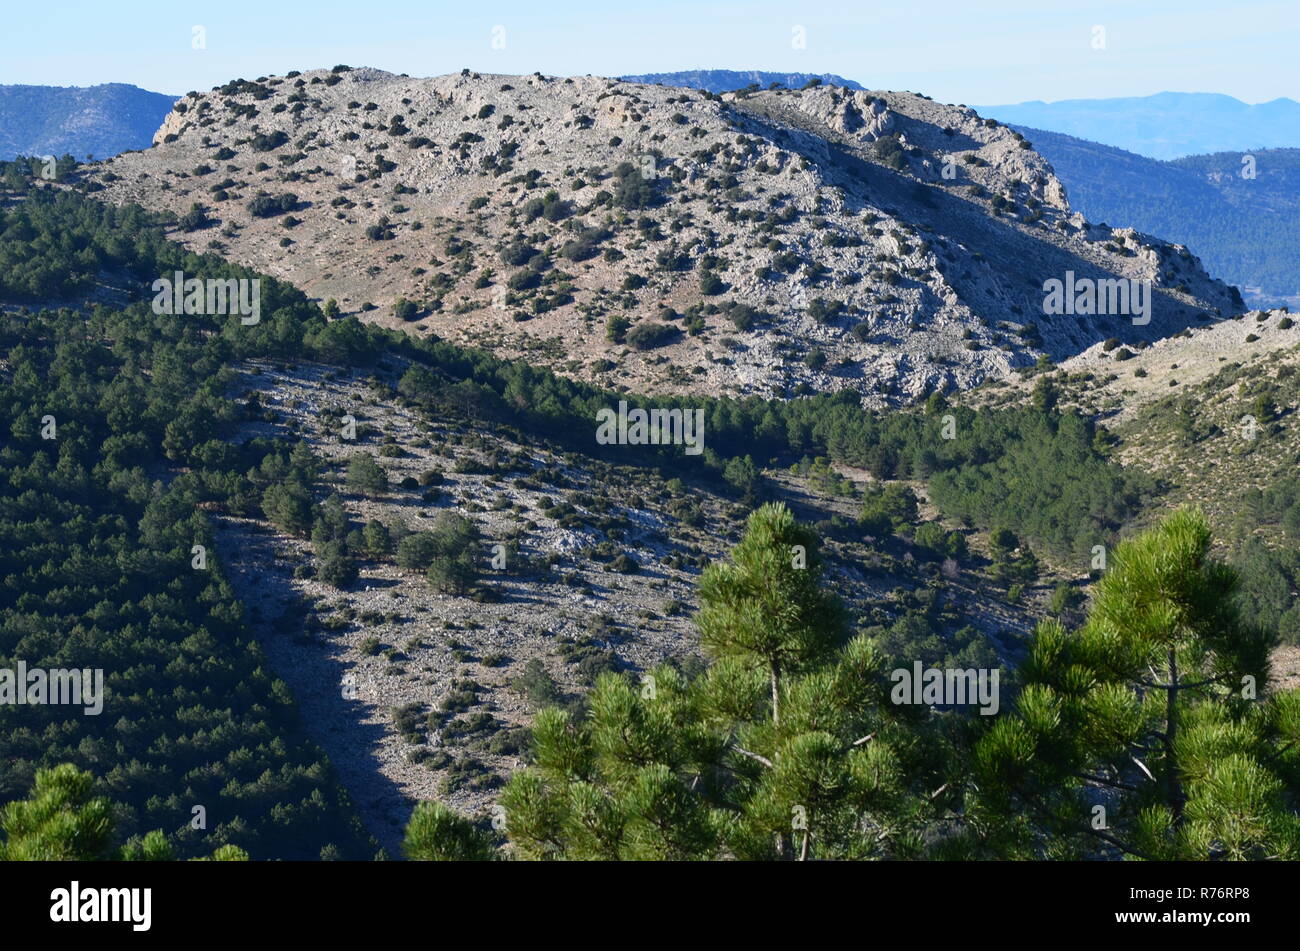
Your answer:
2;0;1296;105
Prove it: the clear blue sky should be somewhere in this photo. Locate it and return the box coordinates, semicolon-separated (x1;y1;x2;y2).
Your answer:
3;0;1295;104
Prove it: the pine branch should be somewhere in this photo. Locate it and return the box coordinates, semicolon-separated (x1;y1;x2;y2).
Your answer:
1164;648;1186;827
1138;671;1233;691
733;746;774;768
1130;754;1157;783
1083;825;1156;861
1009;781;1155;860
1259;741;1296;769
1076;772;1138;792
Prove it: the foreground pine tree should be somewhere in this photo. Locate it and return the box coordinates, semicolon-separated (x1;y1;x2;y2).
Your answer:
0;764;249;861
968;509;1300;859
402;801;495;860
0;764;114;860
495;502;945;860
403;505;1300;860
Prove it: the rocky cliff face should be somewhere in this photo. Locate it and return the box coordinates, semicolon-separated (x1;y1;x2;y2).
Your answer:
151;107;189;147
82;67;1240;406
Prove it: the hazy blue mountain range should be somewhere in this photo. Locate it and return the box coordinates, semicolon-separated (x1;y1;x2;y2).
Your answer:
1019;125;1300;299
0;83;176;161
620;69;863;92
977;92;1300;160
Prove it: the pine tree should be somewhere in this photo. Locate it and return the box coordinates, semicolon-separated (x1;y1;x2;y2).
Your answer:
969;509;1300;859
402;802;495;860
488;503;942;860
345;452;389;496
0;764;114;860
0;764;251;861
700;504;830;722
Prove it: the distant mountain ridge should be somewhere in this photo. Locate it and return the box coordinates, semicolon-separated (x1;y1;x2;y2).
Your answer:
619;69;864;93
0;83;176;161
976;92;1300;160
1017;125;1300;298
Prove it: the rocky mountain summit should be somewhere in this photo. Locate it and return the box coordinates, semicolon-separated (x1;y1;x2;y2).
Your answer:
82;66;1241;405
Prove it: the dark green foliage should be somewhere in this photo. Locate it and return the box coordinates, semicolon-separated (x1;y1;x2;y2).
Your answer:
1233;539;1300;644
494;504;945;860
317;541;359;587
968;511;1300;860
0;170;1107;564
365;218;394;241
925;410;1150;557
1228;477;1300;643
609;552;638;574
0;764;247;861
913;520;967;561
807;298;843;324
698;270;725;295
986;526;1039;585
512;659;562;707
873;133;906;170
250;130;289;152
178;202;212;232
392;297;420;321
499;238;540;267
520;190;572;223
247;192;298;218
311;494;359;588
507;268;542;291
625;322;679;351
262;478;315;536
384;353;1148;560
722;454;759;498
402;801;494;860
0;191;375;859
869;608;999;673
7;187;1298;863
605;314;630;343
1047;581;1085;618
401;512;481;595
858;483;918;537
396;532;439;570
360;520;392;558
611;161;655;210
345;452;389;496
559;226;609;262
728;302;758;331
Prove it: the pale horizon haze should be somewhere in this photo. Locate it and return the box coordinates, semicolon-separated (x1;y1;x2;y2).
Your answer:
1;0;1296;105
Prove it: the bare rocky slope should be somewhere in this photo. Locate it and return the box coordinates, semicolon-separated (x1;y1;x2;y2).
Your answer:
216;358;1042;850
83;67;1240;406
967;307;1300;424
